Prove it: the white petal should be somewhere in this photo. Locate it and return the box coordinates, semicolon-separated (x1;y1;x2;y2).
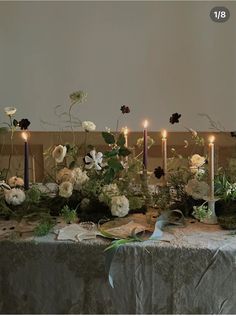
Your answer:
94;163;102;171
90;150;96;160
85;156;93;163
85;163;93;170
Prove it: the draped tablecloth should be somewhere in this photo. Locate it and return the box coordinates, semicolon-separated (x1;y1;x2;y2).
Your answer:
0;220;236;314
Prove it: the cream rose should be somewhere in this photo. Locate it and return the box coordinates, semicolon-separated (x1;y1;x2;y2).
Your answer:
82;121;96;132
5;188;26;206
111;195;129;217
190;154;206;168
52;145;67;163
56;168;74;184
8;176;24;187
72;167;89;190
99;183;120;204
59;181;73;198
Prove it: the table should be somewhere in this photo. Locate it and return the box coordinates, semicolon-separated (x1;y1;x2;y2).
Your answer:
0;220;236;314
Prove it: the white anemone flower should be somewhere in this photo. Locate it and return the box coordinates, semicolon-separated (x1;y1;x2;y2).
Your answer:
4;107;17;116
84;150;103;171
5;188;26;206
52;145;67;163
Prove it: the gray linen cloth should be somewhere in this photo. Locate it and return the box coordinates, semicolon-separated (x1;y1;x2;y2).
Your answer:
0;222;235;314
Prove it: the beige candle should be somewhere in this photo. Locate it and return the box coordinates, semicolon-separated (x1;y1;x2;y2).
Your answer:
209;135;215;200
123;126;129;163
161;129;167;183
123;126;128;148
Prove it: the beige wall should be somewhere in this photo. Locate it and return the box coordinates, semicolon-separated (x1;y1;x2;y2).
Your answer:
0;1;235;131
1;131;236;182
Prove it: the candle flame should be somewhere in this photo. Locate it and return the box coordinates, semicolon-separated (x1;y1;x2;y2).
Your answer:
209;135;215;144
162;129;167;138
22;131;28;141
143;120;148;128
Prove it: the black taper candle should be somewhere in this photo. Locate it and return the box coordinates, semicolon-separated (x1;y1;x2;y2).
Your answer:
23;132;29;190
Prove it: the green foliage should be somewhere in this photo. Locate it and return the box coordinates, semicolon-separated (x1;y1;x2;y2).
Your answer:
215;174;236;202
128;196;144;210
0;199;15;217
34;218;54;237
0;169;7;181
60;205;77;224
103;148;119;158
119;147;131;157
192;202;212;221
102;132;115;144
116;133;125;147
152;186;171;211
26;187;41;204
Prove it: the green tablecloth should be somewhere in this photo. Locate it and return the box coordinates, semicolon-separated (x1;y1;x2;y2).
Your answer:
0;221;236;314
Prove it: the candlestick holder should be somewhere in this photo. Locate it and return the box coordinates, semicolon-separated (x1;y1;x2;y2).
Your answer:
201;198;218;225
139;170;152;206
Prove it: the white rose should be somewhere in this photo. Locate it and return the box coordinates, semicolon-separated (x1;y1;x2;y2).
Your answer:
72;167;89;190
111;195;129;217
82;121;96;132
59;181;73;198
8;176;24;187
190;154;206;168
185;179;209;200
99;183;120;204
5;188;26;206
4;106;17;116
52;145;67;163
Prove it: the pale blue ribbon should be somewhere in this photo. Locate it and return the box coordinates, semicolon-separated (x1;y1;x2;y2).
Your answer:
105;209;185;288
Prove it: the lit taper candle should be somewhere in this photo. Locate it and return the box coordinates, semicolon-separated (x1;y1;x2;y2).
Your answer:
22;131;29;190
209;135;215;200
161;129;167;183
143;120;148;170
123;126;128;148
123;126;129;163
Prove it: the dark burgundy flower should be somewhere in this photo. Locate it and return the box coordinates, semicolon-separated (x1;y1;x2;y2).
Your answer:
120;105;130;114
154;166;165;179
231;131;236;137
169;113;181;124
18;119;31;130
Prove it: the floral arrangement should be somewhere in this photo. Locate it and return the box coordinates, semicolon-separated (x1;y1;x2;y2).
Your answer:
1;93;236;234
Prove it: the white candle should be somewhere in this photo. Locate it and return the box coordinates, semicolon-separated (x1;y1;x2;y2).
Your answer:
161;129;167;183
143;120;148;170
123;126;128;148
22;131;29;190
123;126;129;163
209;135;215;200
